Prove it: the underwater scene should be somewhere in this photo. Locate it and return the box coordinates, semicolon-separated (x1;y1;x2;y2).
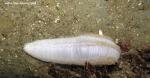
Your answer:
0;0;150;78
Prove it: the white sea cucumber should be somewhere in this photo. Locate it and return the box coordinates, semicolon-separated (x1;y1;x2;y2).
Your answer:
23;34;121;65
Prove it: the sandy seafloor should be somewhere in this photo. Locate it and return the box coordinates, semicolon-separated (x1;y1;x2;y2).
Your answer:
0;0;150;78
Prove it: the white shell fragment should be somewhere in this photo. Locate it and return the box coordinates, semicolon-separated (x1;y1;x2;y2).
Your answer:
24;34;121;65
99;29;103;36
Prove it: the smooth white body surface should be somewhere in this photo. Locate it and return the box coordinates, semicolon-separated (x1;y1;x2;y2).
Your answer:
24;35;121;65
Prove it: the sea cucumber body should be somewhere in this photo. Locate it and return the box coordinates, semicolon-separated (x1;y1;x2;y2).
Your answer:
24;35;121;65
